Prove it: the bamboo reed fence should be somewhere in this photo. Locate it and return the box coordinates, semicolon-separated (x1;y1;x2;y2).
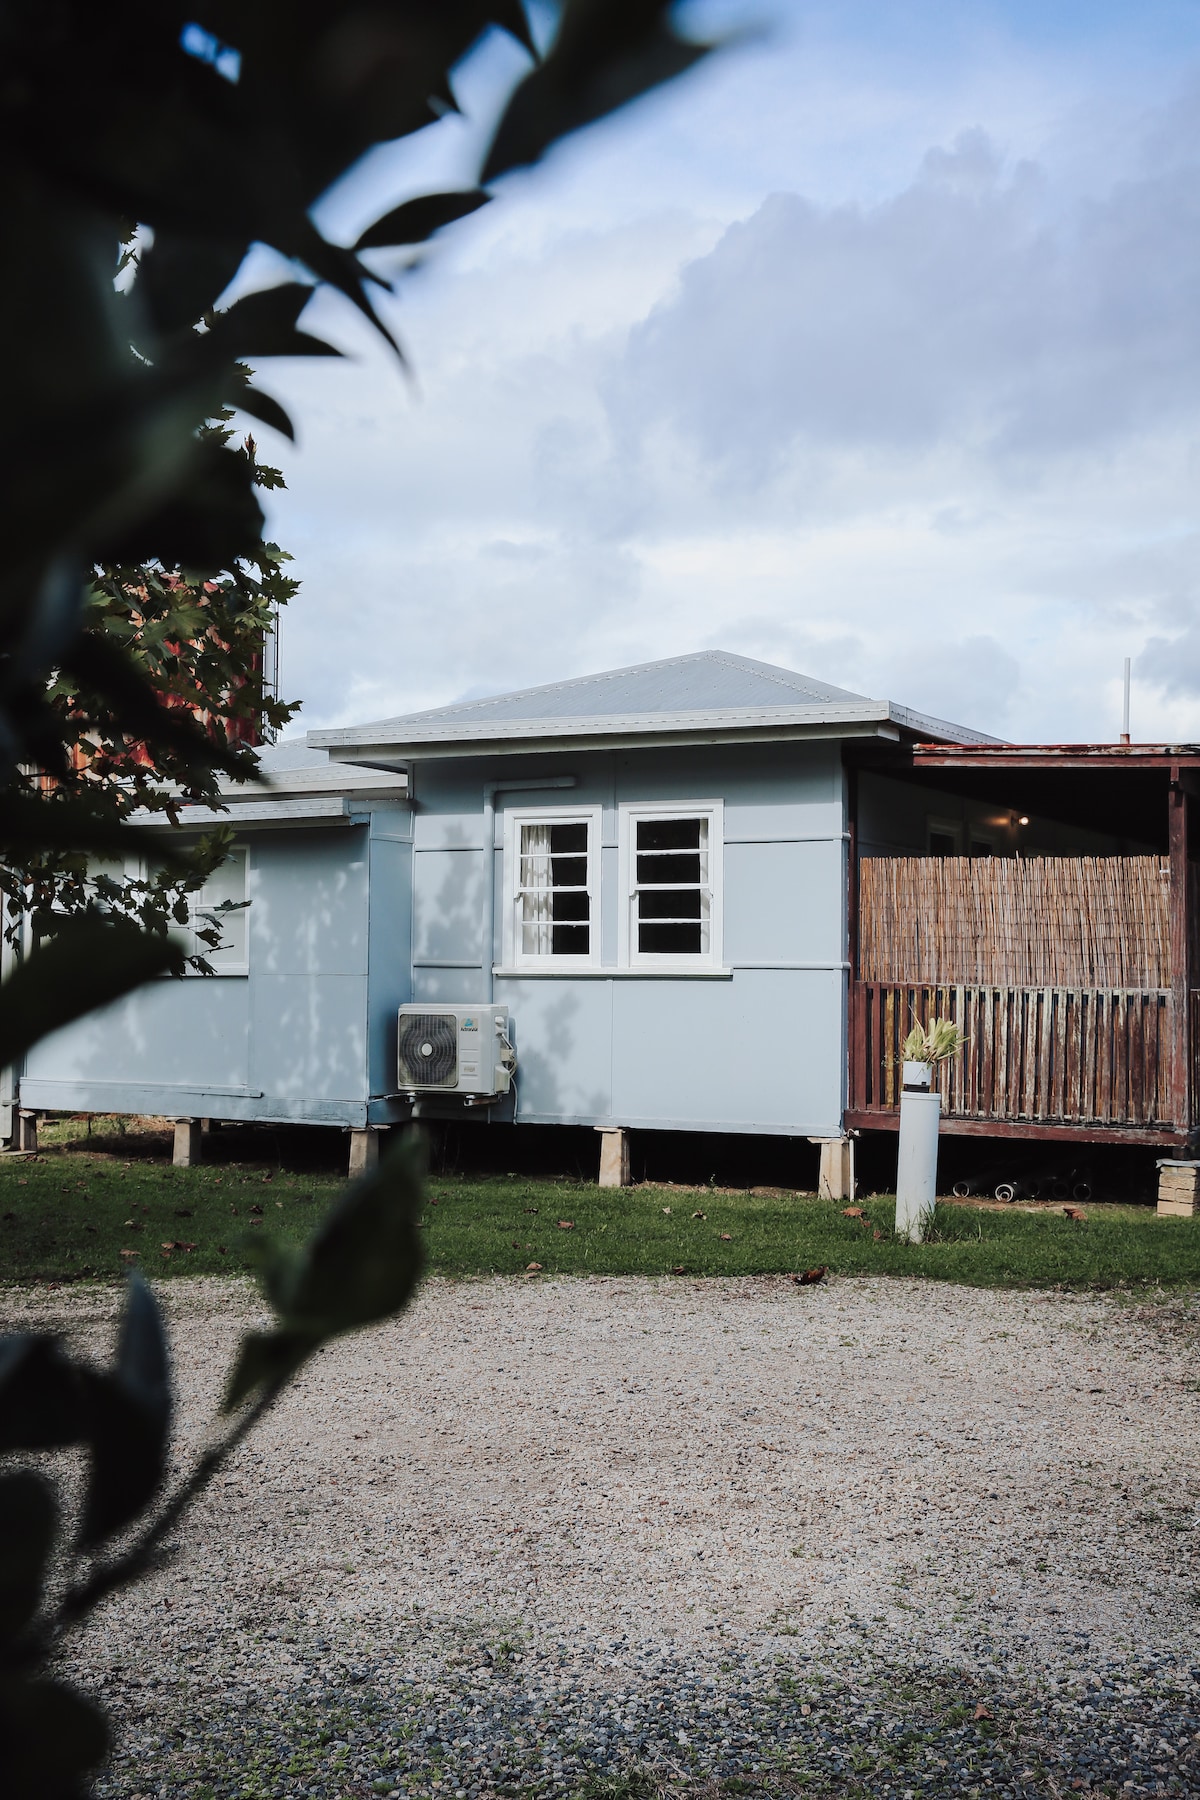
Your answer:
859;856;1171;989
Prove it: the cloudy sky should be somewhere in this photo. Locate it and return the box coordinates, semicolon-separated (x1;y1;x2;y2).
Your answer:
244;0;1200;744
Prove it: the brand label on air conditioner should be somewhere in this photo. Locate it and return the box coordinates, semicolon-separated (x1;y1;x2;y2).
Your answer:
460;1016;479;1032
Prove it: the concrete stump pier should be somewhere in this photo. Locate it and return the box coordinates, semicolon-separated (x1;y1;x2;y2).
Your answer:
173;1119;202;1167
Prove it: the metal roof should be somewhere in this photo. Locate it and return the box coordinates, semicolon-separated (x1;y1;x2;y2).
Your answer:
308;651;996;759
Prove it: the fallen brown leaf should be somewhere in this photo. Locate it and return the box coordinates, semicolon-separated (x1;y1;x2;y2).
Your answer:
525;1262;543;1273
671;1265;687;1275
173;1208;193;1219
249;1203;264;1216
557;1219;575;1230
842;1206;866;1219
692;1210;707;1219
974;1703;993;1721
1064;1206;1087;1222
718;1232;732;1241
119;1249;138;1259
873;1228;884;1241
792;1266;827;1285
662;1206;672;1215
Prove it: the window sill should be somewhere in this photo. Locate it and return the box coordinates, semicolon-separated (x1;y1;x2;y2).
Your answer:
492;965;734;981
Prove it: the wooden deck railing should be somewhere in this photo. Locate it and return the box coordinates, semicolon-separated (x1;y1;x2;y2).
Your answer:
849;982;1176;1128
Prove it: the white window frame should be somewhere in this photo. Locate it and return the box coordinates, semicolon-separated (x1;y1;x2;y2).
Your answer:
184;844;250;976
502;804;603;971
617;799;723;971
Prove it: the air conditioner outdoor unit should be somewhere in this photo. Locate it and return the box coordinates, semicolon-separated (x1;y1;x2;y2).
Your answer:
396;1004;514;1097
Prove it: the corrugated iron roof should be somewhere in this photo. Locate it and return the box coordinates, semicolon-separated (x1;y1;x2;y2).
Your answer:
309;651;995;754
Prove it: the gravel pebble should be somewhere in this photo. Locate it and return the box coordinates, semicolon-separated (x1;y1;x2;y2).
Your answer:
7;1273;1200;1796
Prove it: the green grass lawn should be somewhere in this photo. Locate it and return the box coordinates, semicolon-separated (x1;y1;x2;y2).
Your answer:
2;1118;1200;1291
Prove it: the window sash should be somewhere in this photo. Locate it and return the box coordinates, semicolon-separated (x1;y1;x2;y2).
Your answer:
622;807;720;964
511;816;597;963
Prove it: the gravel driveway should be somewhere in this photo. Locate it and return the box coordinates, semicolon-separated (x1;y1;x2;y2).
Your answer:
8;1273;1200;1797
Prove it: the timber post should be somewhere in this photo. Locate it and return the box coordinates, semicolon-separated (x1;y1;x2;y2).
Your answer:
1168;769;1192;1140
846;765;863;1117
596;1127;630;1188
348;1127;381;1177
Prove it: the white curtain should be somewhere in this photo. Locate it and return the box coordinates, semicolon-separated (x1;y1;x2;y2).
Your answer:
520;824;554;956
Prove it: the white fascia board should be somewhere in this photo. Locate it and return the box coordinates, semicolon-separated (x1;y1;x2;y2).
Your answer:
319;717;916;768
126;796;407;831
310;700;893;751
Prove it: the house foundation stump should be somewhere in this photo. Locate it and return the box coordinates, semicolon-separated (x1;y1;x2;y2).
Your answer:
349;1128;381;1178
172;1119;202;1168
597;1127;630;1189
812;1136;854;1202
1157;1160;1200;1216
15;1111;38;1155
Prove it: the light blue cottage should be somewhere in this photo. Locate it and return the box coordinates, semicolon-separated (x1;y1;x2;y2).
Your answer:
5;653;986;1179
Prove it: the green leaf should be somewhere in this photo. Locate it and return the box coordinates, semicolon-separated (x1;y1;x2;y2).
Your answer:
224;1131;425;1411
0;920;182;1069
354;189;491;251
0;1336;90;1452
0;1674;109;1798
0;1472;57;1640
79;1274;173;1547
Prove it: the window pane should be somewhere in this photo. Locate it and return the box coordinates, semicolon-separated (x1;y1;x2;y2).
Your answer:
550;822;587;854
551;923;590;954
639;887;702;922
639;920;704;955
549;854;588;886
551;889;589;923
637;818;702;853
928;831;957;857
638;850;704;886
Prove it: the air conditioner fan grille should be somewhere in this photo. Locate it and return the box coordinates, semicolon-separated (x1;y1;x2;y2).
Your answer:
397;1013;458;1088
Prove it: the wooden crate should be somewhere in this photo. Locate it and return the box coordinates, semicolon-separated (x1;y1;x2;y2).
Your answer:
1157;1160;1200;1216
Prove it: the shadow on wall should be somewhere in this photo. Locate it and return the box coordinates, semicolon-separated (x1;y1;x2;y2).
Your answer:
414;824;484;968
506;991;609;1124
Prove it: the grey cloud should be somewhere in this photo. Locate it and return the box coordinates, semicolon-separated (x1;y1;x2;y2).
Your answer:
608;127;1200;482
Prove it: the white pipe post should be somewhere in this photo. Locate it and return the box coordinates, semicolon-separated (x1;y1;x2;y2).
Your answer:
1121;657;1131;745
895;1059;940;1243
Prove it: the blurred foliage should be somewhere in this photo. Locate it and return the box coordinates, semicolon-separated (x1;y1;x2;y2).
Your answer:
2;415;299;972
0;2;712;1792
0;1134;425;1800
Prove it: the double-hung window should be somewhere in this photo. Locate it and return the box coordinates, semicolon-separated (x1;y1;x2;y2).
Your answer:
618;801;722;968
186;846;250;973
505;807;601;968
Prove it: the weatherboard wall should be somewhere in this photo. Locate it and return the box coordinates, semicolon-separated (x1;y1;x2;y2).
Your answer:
408;741;849;1137
19;816;408;1130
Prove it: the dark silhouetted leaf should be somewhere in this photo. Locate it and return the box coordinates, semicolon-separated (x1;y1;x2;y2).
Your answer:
0;1472;57;1640
233;385;295;441
354;189;491;251
483;0;712;183
79;1274;173;1546
0;921;182;1069
210;284;339;359
225;1132;425;1410
0;1336;90;1452
0;1673;109;1798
